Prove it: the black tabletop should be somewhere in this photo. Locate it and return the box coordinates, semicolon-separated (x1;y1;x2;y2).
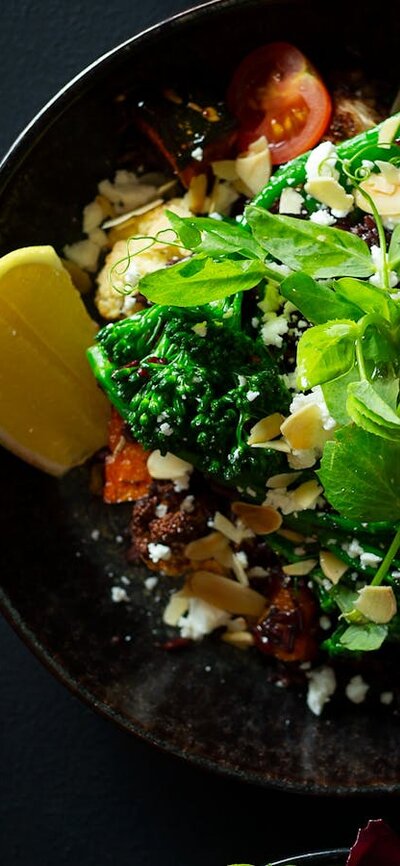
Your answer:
1;3;399;865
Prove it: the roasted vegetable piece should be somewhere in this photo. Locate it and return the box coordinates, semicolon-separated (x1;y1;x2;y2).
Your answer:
253;580;318;662
87;295;291;497
104;408;151;503
136;88;237;186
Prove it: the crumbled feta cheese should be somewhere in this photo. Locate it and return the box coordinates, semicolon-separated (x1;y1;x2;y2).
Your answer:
238;375;247;387
306;666;337;716
247;566;270;577
178;598;230;640
122;294;138;314
342;538;364;559
359;551;382;568
319;615;331;631
287;448;318;470
289;386;336;431
391;571;400;579
98;169;159;213
155;503;168;518
380;691;394;705
264;487;298;515
345;675;369;705
111;586;129;603
144;576;158;591
120;575;130;585
370;244;398;289
192;322;207;337
310;208;336;226
147;542;172;563
281;371;298;391
191;146;204;161
251;317;259;328
159;422;174;436
261;314;289;348
236;550;248;568
91;528;100;541
173;474;191;492
246;390;260;402
279;188;303;214
180;495;195;513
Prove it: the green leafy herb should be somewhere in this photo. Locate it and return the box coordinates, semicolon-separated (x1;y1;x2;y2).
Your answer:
335;277;400;325
296;320;358;389
318;426;400;521
280;272;362;324
139;255;267;306
346;379;400;441
166;211;265;260
245;205;375;279
339;622;388;651
322;368;359;426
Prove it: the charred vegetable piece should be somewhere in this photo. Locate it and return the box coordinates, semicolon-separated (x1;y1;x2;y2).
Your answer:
136;88;237;186
87;295;291;497
253;580;318;662
103;408;151;503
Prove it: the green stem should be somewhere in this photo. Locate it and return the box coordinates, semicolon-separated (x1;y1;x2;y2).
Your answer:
355;338;368;380
357;186;390;290
371;526;400;586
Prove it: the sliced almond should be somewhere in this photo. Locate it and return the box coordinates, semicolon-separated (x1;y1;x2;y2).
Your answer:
319;550;349;585
187;571;266;617
279;188;303;215
163;593;189;626
305;177;354;215
213;546;234;569
221;630;255;649
213;511;245;544
247;413;285;445
184;531;228;561
231;501;282;535
102;199;164;229
277;528;306;543
354;585;397;624
378;116;400;145
231;553;249;587
235;136;272;196
282;559;317;576
266;472;302;489
211;159;238;181
147;450;193;480
185;173;208;214
251;439;291;453
281;404;323;450
226;616;247;632
291;479;323;511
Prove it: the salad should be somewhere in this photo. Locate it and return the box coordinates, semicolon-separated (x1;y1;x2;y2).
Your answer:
3;42;400;716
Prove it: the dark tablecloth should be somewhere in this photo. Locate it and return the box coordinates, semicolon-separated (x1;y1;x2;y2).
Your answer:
0;3;399;864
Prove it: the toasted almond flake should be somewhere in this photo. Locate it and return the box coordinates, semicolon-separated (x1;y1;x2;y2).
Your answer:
282;559;317;576
221;630;255;648
266;472;302;489
211;159;238;181
147;449;193;480
305;177;354;215
213;511;247;544
319;550;349;585
102;198;164;228
247;413;285;445
281;404;323;450
277;528;306;543
235;136;271;196
291;479;323;510
231;501;282;534
378;115;400;145
213;546;234;569
185;173;208;213
163;593;190;626
226;616;247;632
231;553;249;586
187;571;266;617
251;439;291;452
184;531;229;561
354;585;397;624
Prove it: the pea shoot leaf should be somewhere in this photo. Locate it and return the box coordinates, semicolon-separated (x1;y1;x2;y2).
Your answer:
318;425;400;521
335;277;400;324
296;320;358;389
245;205;375;278
339;622;388;651
280;272;362;324
322;368;359;426
346;379;400;441
139;254;267;306
166;211;265;260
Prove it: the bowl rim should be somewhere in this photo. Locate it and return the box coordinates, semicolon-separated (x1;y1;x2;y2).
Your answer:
1;0;399;797
270;850;348;865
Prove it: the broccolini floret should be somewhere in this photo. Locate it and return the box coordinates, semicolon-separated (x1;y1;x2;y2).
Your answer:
87;295;291;498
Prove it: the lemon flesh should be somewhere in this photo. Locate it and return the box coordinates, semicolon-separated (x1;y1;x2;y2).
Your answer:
0;246;109;475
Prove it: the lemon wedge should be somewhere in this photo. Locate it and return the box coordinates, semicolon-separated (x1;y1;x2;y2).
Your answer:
0;245;110;475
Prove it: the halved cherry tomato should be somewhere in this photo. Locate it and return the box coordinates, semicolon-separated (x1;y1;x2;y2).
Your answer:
227;42;332;164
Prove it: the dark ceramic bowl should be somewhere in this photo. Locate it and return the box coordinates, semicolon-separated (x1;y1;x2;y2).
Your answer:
1;0;400;794
271;853;346;866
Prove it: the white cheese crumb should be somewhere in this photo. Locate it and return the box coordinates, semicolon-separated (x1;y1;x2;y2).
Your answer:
306;666;337;716
180;495;195;513
310;208;336;226
287;448;318;470
380;691;394;705
122;294;138;314
191;146;204;161
155;503;168;518
359;551;382;569
247;566;269;577
290;385;336;431
147;542;172;563
111;586;129;603
144;576;158;591
261;314;289;348
91;528;100;541
264;487;299;515
319;615;331;631
192;322;207;337
370;244;398;289
342;538;364;558
178;598;230;640
238;375;247;387
173;474;191;492
251;317;259;328
391;570;400;579
236;550;248;568
345;675;369;705
246;390;260;402
279;187;303;214
159;422;174;436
